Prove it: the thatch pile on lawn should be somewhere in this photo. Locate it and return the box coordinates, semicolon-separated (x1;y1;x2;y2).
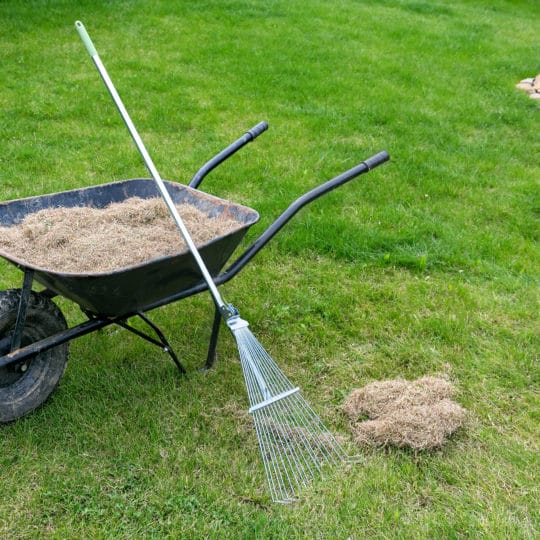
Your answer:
343;376;466;451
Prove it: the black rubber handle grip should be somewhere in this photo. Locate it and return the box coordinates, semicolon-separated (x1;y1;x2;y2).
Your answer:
246;121;269;140
362;150;390;170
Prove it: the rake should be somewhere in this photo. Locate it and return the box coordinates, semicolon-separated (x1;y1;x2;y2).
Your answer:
75;21;379;502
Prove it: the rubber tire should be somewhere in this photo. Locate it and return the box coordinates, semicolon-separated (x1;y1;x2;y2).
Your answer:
0;289;69;423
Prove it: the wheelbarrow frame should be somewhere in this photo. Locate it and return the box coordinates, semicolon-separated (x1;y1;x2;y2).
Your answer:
0;123;388;419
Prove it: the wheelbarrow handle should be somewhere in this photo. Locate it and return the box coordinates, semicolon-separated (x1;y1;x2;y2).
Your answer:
218;150;390;284
325;150;389;187
189;121;268;189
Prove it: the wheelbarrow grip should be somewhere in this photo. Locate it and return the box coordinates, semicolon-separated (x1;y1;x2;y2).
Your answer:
189;121;269;189
362;150;390;171
246;121;269;140
75;21;97;57
319;150;390;190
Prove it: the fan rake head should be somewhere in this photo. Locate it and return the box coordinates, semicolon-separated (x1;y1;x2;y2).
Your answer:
228;316;347;503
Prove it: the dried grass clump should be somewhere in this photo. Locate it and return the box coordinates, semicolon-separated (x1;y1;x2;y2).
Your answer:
343;376;466;451
515;74;540;100
0;197;241;274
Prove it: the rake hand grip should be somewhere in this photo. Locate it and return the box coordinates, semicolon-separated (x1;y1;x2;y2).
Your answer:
75;21;97;57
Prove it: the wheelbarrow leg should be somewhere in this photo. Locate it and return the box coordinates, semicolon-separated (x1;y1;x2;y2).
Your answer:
116;312;186;374
11;269;35;351
203;305;221;370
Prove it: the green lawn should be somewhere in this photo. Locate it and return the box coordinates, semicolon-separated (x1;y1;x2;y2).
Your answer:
0;0;538;538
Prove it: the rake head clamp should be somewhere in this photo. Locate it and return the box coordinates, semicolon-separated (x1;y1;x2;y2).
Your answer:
248;387;300;414
225;314;248;331
219;303;239;320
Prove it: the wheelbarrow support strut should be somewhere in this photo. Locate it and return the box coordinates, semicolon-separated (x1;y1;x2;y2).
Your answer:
115;312;186;374
10;269;34;353
0;271;191;373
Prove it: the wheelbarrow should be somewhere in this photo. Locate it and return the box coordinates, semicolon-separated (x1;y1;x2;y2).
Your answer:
0;123;389;423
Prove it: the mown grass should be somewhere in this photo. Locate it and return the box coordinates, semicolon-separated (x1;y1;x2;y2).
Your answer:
0;0;538;538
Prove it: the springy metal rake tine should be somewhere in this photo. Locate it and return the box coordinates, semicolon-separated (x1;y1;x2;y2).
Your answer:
238;336;307;501
264;401;316;492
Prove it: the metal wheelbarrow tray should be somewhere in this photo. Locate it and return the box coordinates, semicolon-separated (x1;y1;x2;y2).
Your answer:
0;178;260;317
0;125;388;423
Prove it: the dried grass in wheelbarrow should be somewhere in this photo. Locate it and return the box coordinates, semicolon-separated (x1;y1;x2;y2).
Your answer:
343;376;467;451
0;197;241;273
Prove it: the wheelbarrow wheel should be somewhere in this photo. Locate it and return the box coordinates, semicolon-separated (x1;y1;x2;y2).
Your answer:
0;289;69;423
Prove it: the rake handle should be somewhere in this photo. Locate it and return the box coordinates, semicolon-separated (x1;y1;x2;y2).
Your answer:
75;20;97;57
75;20;233;318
